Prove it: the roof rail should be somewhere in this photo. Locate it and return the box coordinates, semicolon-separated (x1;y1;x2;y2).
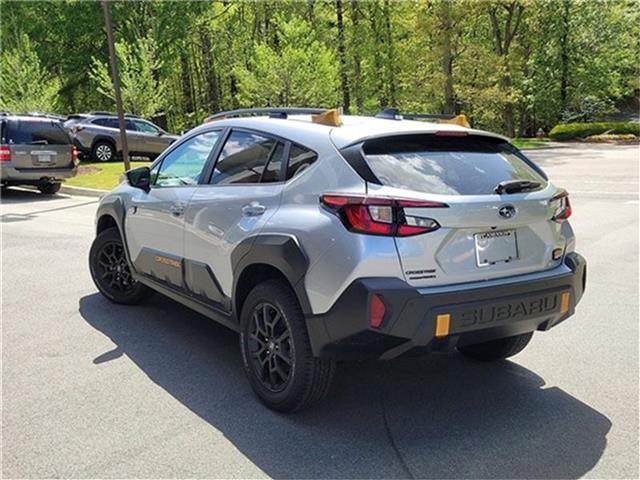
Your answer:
376;108;470;128
88;111;140;118
204;107;328;123
375;108;456;121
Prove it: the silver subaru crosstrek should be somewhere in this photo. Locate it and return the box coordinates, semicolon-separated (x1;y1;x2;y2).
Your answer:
89;108;586;412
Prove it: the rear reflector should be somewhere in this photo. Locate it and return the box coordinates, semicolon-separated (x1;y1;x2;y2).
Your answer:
369;294;386;328
0;145;10;162
435;314;451;338
560;292;570;314
320;194;447;237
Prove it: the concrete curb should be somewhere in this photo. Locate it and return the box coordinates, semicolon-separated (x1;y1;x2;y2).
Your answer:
60;184;108;198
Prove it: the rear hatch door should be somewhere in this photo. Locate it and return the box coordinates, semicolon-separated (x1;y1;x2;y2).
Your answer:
360;133;567;287
6;119;74;169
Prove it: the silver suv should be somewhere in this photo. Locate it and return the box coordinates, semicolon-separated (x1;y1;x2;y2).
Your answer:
89;108;587;412
65;113;178;162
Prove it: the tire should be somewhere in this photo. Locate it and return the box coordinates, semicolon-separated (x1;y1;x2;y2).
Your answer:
38;182;61;195
89;227;151;305
458;332;533;362
240;280;336;412
92;140;115;162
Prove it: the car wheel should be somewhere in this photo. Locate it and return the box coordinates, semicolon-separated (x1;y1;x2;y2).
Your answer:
92;141;115;162
240;280;336;412
38;182;61;195
89;227;151;305
457;332;533;362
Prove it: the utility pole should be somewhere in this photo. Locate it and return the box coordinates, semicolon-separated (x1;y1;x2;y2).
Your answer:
102;1;130;171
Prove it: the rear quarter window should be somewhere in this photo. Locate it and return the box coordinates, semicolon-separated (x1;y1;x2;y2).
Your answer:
287;144;317;180
362;134;546;195
4;120;71;145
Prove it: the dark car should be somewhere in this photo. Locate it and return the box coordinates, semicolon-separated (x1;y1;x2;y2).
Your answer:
1;114;78;194
65;113;178;162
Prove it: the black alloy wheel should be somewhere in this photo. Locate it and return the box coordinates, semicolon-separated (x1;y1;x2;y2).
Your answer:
248;302;294;392
89;227;151;304
95;241;136;294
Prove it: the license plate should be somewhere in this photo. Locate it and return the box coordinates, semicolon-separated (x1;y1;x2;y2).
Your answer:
474;229;518;267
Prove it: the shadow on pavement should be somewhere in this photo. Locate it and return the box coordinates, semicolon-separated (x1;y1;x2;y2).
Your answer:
0;186;66;203
0;187;95;223
79;292;610;479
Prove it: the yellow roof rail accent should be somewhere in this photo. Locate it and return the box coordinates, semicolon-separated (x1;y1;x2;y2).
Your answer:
438;114;470;129
311;108;343;127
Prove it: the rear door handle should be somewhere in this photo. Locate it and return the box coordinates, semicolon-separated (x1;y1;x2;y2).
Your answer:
242;202;266;217
170;203;185;217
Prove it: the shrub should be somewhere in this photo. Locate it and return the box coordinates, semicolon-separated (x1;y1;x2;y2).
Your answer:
549;122;640;141
584;133;638;143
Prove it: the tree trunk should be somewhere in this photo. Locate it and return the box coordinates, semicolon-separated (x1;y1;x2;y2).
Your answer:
488;2;524;137
559;0;571;113
383;0;396;106
336;0;351;113
180;50;194;114
350;0;364;112
200;29;220;114
368;2;386;108
440;0;455;114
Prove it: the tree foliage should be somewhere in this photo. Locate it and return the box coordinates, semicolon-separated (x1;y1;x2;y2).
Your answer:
0;34;60;112
89;35;167;118
0;0;637;135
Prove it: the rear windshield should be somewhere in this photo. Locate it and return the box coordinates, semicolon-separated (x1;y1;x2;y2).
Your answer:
362;134;546;195
3;120;71;145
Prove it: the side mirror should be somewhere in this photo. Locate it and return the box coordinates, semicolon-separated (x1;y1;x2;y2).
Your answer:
157;131;164;136
126;166;151;192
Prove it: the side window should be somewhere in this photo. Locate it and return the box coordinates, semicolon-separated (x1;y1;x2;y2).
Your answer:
153;131;220;187
210;130;282;185
134;120;159;134
287;144;318;180
261;142;285;183
125;120;137;131
92;118;109;127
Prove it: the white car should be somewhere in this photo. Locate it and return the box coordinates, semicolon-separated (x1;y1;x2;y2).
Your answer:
89;108;586;412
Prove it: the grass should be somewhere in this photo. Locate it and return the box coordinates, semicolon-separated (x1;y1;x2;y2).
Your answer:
511;137;551;149
65;161;149;190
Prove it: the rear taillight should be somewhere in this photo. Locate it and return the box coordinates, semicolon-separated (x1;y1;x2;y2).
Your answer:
71;145;79;164
320;194;447;236
551;189;572;222
0;145;10;162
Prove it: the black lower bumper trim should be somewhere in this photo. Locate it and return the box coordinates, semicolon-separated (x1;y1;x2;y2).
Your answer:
306;253;587;360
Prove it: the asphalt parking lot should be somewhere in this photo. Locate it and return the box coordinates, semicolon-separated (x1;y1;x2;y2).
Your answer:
1;143;638;479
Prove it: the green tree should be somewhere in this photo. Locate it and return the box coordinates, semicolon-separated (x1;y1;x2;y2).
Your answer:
235;17;339;107
0;34;60;112
89;35;167;118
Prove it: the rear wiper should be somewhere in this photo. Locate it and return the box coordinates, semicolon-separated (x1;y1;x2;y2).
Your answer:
28;140;48;145
494;179;541;195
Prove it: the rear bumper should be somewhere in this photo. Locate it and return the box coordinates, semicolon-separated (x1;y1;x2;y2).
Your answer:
306;252;587;360
1;165;77;183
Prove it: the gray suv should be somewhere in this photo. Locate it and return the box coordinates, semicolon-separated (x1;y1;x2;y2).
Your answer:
89;108;587;412
65;113;178;162
1;114;78;194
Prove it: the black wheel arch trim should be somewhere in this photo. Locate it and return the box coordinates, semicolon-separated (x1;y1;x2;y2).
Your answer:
231;234;312;317
95;196;136;272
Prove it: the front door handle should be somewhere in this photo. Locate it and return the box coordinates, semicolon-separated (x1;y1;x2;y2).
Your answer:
242;202;266;217
170;203;185;217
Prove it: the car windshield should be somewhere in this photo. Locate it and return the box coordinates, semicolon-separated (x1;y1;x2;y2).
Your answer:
362;134;546;195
